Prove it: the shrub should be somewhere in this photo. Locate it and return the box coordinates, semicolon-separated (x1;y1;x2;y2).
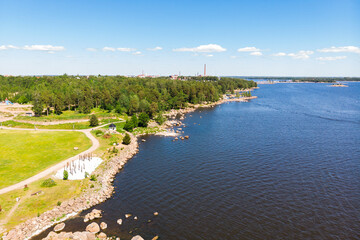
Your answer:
63;170;69;180
57;201;62;206
155;113;165;125
138;112;150;127
123;120;134;132
94;129;103;137
85;171;89;178
122;133;131;145
41;178;57;188
90;184;94;188
90;174;97;181
89;114;99;127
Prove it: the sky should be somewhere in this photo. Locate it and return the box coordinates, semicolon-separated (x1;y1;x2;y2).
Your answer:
0;0;359;76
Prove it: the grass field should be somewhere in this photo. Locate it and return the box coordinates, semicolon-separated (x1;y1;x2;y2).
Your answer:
14;108;120;122
0;130;92;189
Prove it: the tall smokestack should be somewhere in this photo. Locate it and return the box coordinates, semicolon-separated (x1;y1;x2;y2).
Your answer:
204;64;206;76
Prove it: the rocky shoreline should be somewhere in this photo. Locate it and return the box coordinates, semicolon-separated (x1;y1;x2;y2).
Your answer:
2;89;258;240
3;133;139;240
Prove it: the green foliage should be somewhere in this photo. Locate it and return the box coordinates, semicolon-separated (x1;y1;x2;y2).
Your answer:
89;114;99;127
94;129;104;136
123;120;134;132
122;133;131;145
155;113;166;125
90;174;97;181
41;178;57;188
57;201;62;206
63;170;68;180
131;115;138;127
85;172;89;178
138;112;150;127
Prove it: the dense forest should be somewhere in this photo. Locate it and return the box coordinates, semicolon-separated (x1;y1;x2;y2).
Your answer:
0;75;256;117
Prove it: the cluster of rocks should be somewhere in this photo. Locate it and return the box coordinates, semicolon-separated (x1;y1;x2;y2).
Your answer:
3;134;139;240
84;209;102;222
42;221;144;240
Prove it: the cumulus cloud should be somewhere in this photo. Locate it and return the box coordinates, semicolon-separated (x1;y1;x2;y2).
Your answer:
147;46;163;51
316;56;347;61
132;51;142;55
86;48;97;52
288;50;314;59
117;47;136;52
250;51;262;56
103;47;116;52
273;52;287;56
23;45;65;51
237;47;260;52
173;44;226;53
317;46;360;54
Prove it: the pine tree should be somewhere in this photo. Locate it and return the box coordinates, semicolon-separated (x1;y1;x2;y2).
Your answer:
89;114;99;127
122;133;131;145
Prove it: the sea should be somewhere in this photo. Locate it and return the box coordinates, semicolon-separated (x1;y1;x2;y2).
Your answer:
33;82;360;240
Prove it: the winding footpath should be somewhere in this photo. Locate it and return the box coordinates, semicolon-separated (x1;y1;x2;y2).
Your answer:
0;121;122;195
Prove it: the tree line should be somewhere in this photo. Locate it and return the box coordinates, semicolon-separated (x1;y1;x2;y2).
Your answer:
0;75;257;117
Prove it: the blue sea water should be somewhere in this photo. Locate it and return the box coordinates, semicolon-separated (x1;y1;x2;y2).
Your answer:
34;82;360;240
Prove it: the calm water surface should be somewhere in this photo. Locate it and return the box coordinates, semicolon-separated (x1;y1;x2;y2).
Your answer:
35;82;360;240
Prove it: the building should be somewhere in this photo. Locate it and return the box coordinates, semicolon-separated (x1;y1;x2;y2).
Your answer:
109;123;116;131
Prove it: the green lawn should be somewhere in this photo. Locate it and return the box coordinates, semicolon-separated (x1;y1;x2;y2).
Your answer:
0;130;92;189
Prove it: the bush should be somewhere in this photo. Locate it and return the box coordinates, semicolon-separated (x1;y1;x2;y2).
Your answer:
41;178;57;188
57;201;62;206
155;113;165;125
85;172;89;178
138;112;150;127
123;120;134;132
89;114;99;127
122;133;131;145
94;129;103;137
63;170;68;180
90;174;97;181
90;184;94;188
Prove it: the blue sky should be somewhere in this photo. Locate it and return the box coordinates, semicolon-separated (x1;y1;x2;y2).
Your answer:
0;0;359;76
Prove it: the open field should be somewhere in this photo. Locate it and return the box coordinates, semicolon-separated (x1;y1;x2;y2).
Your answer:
0;130;92;189
0;178;87;230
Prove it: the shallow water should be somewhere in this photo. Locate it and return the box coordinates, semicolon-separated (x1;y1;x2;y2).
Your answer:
34;82;360;240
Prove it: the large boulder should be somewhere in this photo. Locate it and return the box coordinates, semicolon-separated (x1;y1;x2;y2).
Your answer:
86;222;100;233
100;222;107;230
131;235;145;240
53;222;65;232
97;232;107;239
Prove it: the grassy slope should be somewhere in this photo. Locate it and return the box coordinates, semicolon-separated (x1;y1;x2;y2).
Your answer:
0;130;92;189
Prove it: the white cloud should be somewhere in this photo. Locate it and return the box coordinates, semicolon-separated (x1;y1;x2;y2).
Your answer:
132;51;142;55
86;48;97;52
230;56;237;59
147;46;163;51
23;45;65;51
288;50;314;59
47;51;55;54
173;44;226;53
317;46;360;54
0;45;8;50
206;54;214;57
250;51;262;56
273;52;287;56
316;56;347;61
237;47;260;52
103;47;116;52
117;48;136;52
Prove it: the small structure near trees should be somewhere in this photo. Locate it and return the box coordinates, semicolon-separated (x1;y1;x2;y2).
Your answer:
109;123;116;131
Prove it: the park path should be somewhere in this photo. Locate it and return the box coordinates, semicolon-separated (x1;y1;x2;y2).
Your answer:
0;121;123;195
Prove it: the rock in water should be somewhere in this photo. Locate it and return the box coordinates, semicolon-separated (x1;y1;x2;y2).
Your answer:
125;214;132;218
86;222;100;233
152;236;159;240
154;212;159;216
100;222;107;230
97;232;107;239
53;222;65;232
131;235;145;240
117;219;123;225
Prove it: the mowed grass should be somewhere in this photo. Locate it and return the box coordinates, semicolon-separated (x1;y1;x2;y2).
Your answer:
0;130;92;189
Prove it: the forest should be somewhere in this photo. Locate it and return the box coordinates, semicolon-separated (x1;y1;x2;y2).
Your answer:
0;75;257;117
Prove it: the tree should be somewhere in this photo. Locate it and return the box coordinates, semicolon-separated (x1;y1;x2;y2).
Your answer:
155;112;166;125
63;170;68;180
89;114;99;127
131;114;138;128
122;133;131;145
123;120;134;132
129;95;139;115
138;112;150;127
32;94;44;117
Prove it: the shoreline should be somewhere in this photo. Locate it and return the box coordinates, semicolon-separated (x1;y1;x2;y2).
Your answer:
2;89;258;240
